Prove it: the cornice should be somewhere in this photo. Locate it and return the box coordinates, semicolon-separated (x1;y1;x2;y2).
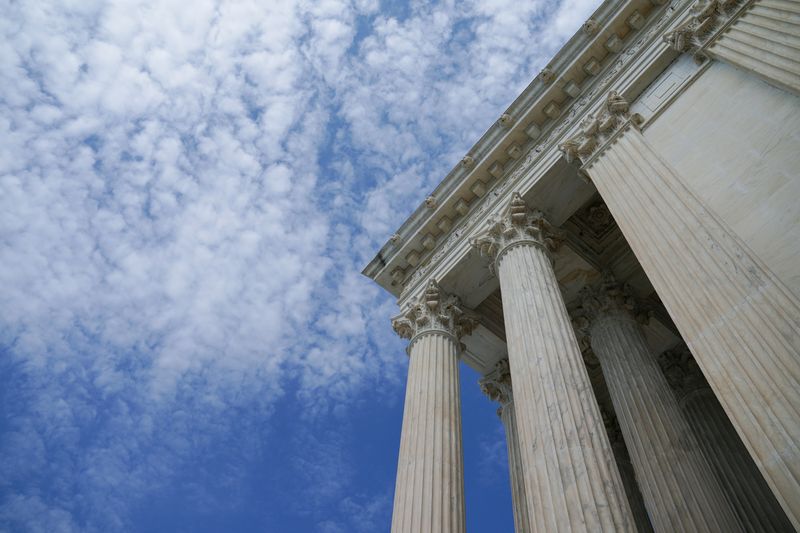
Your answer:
365;0;696;304
362;0;674;291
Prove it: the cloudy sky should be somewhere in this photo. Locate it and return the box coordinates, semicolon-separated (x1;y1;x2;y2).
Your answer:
0;0;599;530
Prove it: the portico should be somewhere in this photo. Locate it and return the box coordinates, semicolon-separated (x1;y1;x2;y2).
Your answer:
363;0;800;530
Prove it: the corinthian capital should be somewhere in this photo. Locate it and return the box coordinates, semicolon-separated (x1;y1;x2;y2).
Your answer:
391;280;479;342
479;358;513;405
663;0;741;60
470;192;563;272
657;344;709;399
579;272;650;326
559;91;634;166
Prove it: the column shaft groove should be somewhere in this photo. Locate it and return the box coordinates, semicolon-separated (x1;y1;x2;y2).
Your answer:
682;389;794;531
501;401;532;533
391;332;465;533
498;243;634;532
590;313;741;532
586;124;800;528
709;0;800;94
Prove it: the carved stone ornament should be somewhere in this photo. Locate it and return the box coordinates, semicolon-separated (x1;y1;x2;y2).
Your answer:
461;155;475;169
569;316;604;377
589;203;613;230
538;67;555;84
470;192;563;273
663;0;741;60
559;91;633;166
498;113;513;127
583;18;600;35
571;314;593;351
579;271;651;326
401;6;677;298
390;233;402;244
657;344;709;399
425;195;437;209
391;280;479;342
479;358;513;405
390;267;405;284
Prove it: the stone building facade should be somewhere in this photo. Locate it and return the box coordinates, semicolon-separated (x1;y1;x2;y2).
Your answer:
362;0;800;530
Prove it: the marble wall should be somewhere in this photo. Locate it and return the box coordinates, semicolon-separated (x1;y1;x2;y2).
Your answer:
643;59;800;297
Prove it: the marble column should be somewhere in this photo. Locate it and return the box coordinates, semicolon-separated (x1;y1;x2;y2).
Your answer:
578;274;742;532
390;280;478;533
599;405;654;533
471;193;635;533
660;346;795;532
560;91;800;528
480;359;532;533
579;345;653;533
664;0;800;95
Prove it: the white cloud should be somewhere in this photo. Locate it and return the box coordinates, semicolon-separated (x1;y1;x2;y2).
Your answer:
0;0;600;529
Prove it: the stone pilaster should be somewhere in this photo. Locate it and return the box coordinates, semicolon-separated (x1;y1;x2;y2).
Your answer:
390;280;478;533
480;359;532;533
664;0;799;94
472;194;635;532
660;346;795;532
561;92;800;528
578;274;742;532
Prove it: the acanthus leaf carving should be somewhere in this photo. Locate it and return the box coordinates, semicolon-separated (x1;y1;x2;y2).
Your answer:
470;192;563;273
479;358;513;416
559;91;632;166
657;343;709;399
579;271;652;328
663;0;745;61
391;279;479;341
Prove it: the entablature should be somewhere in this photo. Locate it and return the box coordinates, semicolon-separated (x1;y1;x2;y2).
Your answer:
363;0;716;307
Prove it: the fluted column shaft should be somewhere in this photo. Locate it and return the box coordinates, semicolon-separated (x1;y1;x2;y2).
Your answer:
582;120;800;527
391;280;478;533
500;400;532;533
665;0;800;95
480;359;532;533
681;386;794;531
609;439;654;533
708;0;800;95
588;369;653;533
497;242;634;532
589;309;741;532
391;331;464;533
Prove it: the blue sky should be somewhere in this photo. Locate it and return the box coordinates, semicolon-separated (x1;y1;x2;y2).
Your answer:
0;0;599;530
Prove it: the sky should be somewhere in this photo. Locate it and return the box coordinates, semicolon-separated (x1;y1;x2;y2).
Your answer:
0;0;600;531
